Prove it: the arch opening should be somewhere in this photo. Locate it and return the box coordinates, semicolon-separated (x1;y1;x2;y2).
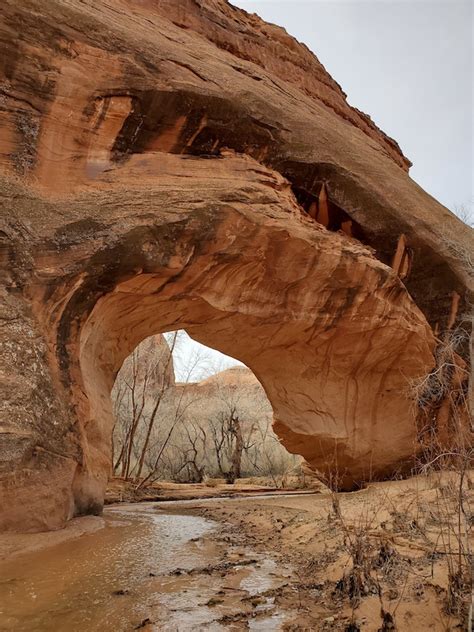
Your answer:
64;187;437;521
110;331;300;492
0;151;444;532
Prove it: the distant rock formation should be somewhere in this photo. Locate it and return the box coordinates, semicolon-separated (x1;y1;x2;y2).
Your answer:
194;366;258;388
112;357;295;483
113;334;175;397
0;0;472;531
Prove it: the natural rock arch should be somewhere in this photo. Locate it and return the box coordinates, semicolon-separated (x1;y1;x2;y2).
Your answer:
0;151;447;530
0;0;472;531
76;154;435;504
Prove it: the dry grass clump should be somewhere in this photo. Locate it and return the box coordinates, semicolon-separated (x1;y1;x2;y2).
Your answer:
328;491;403;629
203;477;221;487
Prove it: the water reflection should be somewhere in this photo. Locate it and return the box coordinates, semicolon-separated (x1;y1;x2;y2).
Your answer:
0;504;291;631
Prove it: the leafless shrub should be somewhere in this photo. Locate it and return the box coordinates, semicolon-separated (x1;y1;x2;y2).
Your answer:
331;492;383;611
111;330;299;487
410;327;473;626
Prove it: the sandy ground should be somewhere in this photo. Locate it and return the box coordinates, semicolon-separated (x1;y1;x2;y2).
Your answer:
171;472;473;631
0;515;105;560
105;476;319;504
1;473;471;631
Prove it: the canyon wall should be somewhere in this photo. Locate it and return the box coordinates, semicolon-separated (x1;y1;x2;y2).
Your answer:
0;0;472;531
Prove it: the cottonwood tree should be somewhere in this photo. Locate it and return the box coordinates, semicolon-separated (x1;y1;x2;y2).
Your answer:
210;405;251;483
112;342;154;479
174;421;208;482
111;333;300;486
134;340;210;488
133;333;178;482
112;332;182;482
185;366;290;483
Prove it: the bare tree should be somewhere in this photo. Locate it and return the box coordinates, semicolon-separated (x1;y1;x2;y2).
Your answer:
111;331;301;487
175;422;208;482
135;341;209;488
134;332;179;482
209;405;251;483
111;334;176;481
453;201;474;228
119;345;150;479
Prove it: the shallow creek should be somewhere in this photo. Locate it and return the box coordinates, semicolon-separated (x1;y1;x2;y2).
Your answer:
0;502;293;631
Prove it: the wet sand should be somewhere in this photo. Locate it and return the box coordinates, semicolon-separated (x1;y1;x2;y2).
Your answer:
0;474;471;631
0;502;295;631
173;474;471;631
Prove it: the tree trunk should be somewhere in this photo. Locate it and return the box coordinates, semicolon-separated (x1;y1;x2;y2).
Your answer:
229;415;243;484
134;332;178;483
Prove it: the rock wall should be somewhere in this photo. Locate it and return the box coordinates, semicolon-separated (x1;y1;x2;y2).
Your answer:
0;0;472;531
113;334;175;398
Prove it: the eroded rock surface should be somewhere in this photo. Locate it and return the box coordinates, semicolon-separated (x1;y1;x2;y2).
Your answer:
0;0;472;531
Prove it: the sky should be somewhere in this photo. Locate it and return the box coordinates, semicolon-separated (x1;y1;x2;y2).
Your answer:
173;0;473;379
169;331;243;382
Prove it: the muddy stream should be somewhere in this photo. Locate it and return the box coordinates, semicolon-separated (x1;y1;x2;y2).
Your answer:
0;501;294;631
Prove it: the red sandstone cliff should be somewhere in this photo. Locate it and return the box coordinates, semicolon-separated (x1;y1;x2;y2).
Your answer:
0;0;472;531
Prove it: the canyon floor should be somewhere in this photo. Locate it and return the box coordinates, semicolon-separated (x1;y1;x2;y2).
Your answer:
0;473;471;631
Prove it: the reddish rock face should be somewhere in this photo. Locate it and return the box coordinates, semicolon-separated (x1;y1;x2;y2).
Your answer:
0;0;472;531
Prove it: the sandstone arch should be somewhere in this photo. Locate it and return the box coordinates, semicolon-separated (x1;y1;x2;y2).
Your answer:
0;0;472;531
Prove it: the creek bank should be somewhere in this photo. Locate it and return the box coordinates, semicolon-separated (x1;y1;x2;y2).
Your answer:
0;473;470;631
0;502;297;631
105;476;322;505
176;473;471;631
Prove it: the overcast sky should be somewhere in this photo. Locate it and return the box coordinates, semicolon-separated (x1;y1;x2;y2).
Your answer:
232;0;472;210
175;0;473;379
